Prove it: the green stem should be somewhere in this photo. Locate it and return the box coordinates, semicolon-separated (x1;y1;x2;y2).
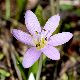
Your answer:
50;0;55;15
36;53;43;80
56;0;60;14
5;0;10;20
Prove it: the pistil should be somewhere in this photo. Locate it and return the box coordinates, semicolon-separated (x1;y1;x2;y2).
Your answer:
33;30;48;50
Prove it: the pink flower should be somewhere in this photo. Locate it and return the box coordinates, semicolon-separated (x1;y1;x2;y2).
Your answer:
11;10;73;68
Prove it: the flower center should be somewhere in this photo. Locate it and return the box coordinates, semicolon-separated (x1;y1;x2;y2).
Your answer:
31;29;48;50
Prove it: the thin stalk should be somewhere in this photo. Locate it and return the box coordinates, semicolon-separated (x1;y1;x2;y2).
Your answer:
36;53;43;80
5;0;10;20
50;0;55;15
56;0;60;14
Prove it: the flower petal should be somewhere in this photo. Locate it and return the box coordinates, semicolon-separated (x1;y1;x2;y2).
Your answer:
11;29;33;46
41;45;60;60
43;14;60;38
22;47;42;68
49;32;73;46
25;10;41;35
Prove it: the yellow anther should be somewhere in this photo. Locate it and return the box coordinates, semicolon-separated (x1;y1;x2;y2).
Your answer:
36;43;40;47
31;35;33;38
43;29;46;31
35;31;38;34
36;44;38;47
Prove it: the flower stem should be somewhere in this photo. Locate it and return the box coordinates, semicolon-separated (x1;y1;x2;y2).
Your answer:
36;53;43;80
50;0;55;15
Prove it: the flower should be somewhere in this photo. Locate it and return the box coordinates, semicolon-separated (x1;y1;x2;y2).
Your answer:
11;10;73;68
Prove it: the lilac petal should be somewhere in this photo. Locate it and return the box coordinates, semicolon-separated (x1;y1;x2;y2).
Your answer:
49;32;73;46
41;45;60;60
43;14;60;38
22;47;42;68
25;10;41;36
11;29;33;46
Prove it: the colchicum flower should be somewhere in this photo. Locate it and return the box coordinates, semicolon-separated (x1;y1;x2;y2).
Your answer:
11;10;73;68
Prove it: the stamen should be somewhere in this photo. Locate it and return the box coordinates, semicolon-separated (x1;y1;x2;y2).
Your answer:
36;43;40;47
34;30;48;50
35;31;38;34
43;29;46;31
45;37;47;41
42;38;44;44
31;35;33;38
36;44;38;47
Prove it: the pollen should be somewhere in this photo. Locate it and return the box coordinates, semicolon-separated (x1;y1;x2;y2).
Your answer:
31;35;33;38
34;31;48;50
35;31;38;34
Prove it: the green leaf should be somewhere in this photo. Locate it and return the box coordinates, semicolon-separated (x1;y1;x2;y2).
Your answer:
42;53;47;67
75;8;80;17
5;0;10;20
62;73;68;80
0;53;4;60
16;0;27;21
68;68;74;80
18;56;24;63
29;60;38;78
35;5;45;26
69;74;72;80
60;4;74;10
64;23;71;30
43;53;46;61
0;74;6;80
52;21;62;36
17;57;27;80
0;69;10;77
